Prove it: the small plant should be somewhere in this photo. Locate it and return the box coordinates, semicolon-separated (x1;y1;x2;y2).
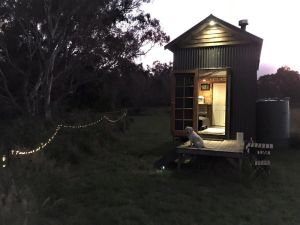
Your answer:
290;132;300;148
0;174;37;225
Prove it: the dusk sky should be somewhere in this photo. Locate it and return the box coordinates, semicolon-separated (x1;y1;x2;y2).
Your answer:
139;0;300;76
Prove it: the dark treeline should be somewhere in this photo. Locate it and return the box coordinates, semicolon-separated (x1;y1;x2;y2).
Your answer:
258;66;300;104
0;0;171;120
68;61;172;112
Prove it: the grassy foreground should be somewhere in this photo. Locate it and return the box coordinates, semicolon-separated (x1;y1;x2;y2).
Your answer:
1;107;300;225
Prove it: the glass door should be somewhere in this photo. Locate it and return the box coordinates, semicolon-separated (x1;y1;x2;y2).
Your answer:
174;73;195;131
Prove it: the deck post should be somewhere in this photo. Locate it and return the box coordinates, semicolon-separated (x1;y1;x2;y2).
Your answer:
238;158;243;177
177;153;183;171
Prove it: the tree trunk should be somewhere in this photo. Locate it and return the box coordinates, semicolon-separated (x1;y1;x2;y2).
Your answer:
44;75;53;121
45;105;52;121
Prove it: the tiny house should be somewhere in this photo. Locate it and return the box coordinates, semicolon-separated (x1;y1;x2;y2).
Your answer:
165;14;263;140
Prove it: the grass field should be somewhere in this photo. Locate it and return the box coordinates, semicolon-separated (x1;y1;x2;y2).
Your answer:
1;107;300;225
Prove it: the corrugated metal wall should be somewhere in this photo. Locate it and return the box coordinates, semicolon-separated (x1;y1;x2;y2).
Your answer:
173;45;261;139
174;45;260;70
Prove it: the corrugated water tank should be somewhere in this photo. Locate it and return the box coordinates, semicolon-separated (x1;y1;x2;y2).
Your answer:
256;98;290;148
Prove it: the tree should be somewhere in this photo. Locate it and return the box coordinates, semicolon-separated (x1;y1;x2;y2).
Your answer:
258;66;300;102
146;61;172;106
0;0;169;119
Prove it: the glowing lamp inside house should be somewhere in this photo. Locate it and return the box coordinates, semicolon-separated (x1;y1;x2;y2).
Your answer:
198;96;205;104
209;20;215;26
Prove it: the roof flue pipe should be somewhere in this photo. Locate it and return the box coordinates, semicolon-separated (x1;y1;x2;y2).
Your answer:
239;19;248;30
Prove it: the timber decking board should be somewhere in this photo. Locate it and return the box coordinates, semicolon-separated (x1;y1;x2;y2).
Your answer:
176;140;244;158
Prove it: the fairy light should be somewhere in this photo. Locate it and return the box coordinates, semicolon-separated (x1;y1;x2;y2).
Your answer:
11;125;62;156
2;155;6;167
10;110;127;156
60;118;104;129
103;112;127;123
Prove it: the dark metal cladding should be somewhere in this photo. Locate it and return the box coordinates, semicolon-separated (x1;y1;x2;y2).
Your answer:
173;44;261;139
174;45;260;70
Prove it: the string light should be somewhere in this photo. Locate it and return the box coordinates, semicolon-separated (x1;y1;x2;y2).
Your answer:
103;113;127;123
10;110;127;156
59;118;104;129
11;125;62;156
2;155;6;167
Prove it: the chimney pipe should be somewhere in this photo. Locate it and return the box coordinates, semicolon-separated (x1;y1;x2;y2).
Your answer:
239;19;248;30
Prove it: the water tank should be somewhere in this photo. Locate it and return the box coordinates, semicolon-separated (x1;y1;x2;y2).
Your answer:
256;98;290;148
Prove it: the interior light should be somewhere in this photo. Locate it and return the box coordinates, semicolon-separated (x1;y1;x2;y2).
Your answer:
209;20;215;26
202;79;206;82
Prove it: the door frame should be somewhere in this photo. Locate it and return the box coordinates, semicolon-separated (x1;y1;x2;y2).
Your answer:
171;68;231;139
197;68;231;139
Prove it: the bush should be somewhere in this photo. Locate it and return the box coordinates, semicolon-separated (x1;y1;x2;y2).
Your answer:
0;173;37;225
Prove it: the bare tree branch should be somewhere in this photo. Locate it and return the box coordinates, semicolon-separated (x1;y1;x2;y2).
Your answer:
0;68;23;112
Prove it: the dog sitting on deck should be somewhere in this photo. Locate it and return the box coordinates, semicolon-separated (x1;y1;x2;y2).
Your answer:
185;126;205;148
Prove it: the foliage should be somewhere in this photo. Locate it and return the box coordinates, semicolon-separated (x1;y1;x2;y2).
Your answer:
0;0;169;119
258;66;300;102
0;173;37;225
146;61;172;106
67;60;173;111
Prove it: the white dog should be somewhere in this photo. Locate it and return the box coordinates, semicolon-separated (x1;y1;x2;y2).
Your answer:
185;126;205;148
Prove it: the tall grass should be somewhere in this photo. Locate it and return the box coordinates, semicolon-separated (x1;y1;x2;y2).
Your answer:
1;107;300;224
0;110;128;224
290;106;300;148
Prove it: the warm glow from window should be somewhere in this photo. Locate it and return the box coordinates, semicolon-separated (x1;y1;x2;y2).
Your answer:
209;20;215;26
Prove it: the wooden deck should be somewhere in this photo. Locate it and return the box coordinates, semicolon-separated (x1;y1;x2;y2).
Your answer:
176;140;245;158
